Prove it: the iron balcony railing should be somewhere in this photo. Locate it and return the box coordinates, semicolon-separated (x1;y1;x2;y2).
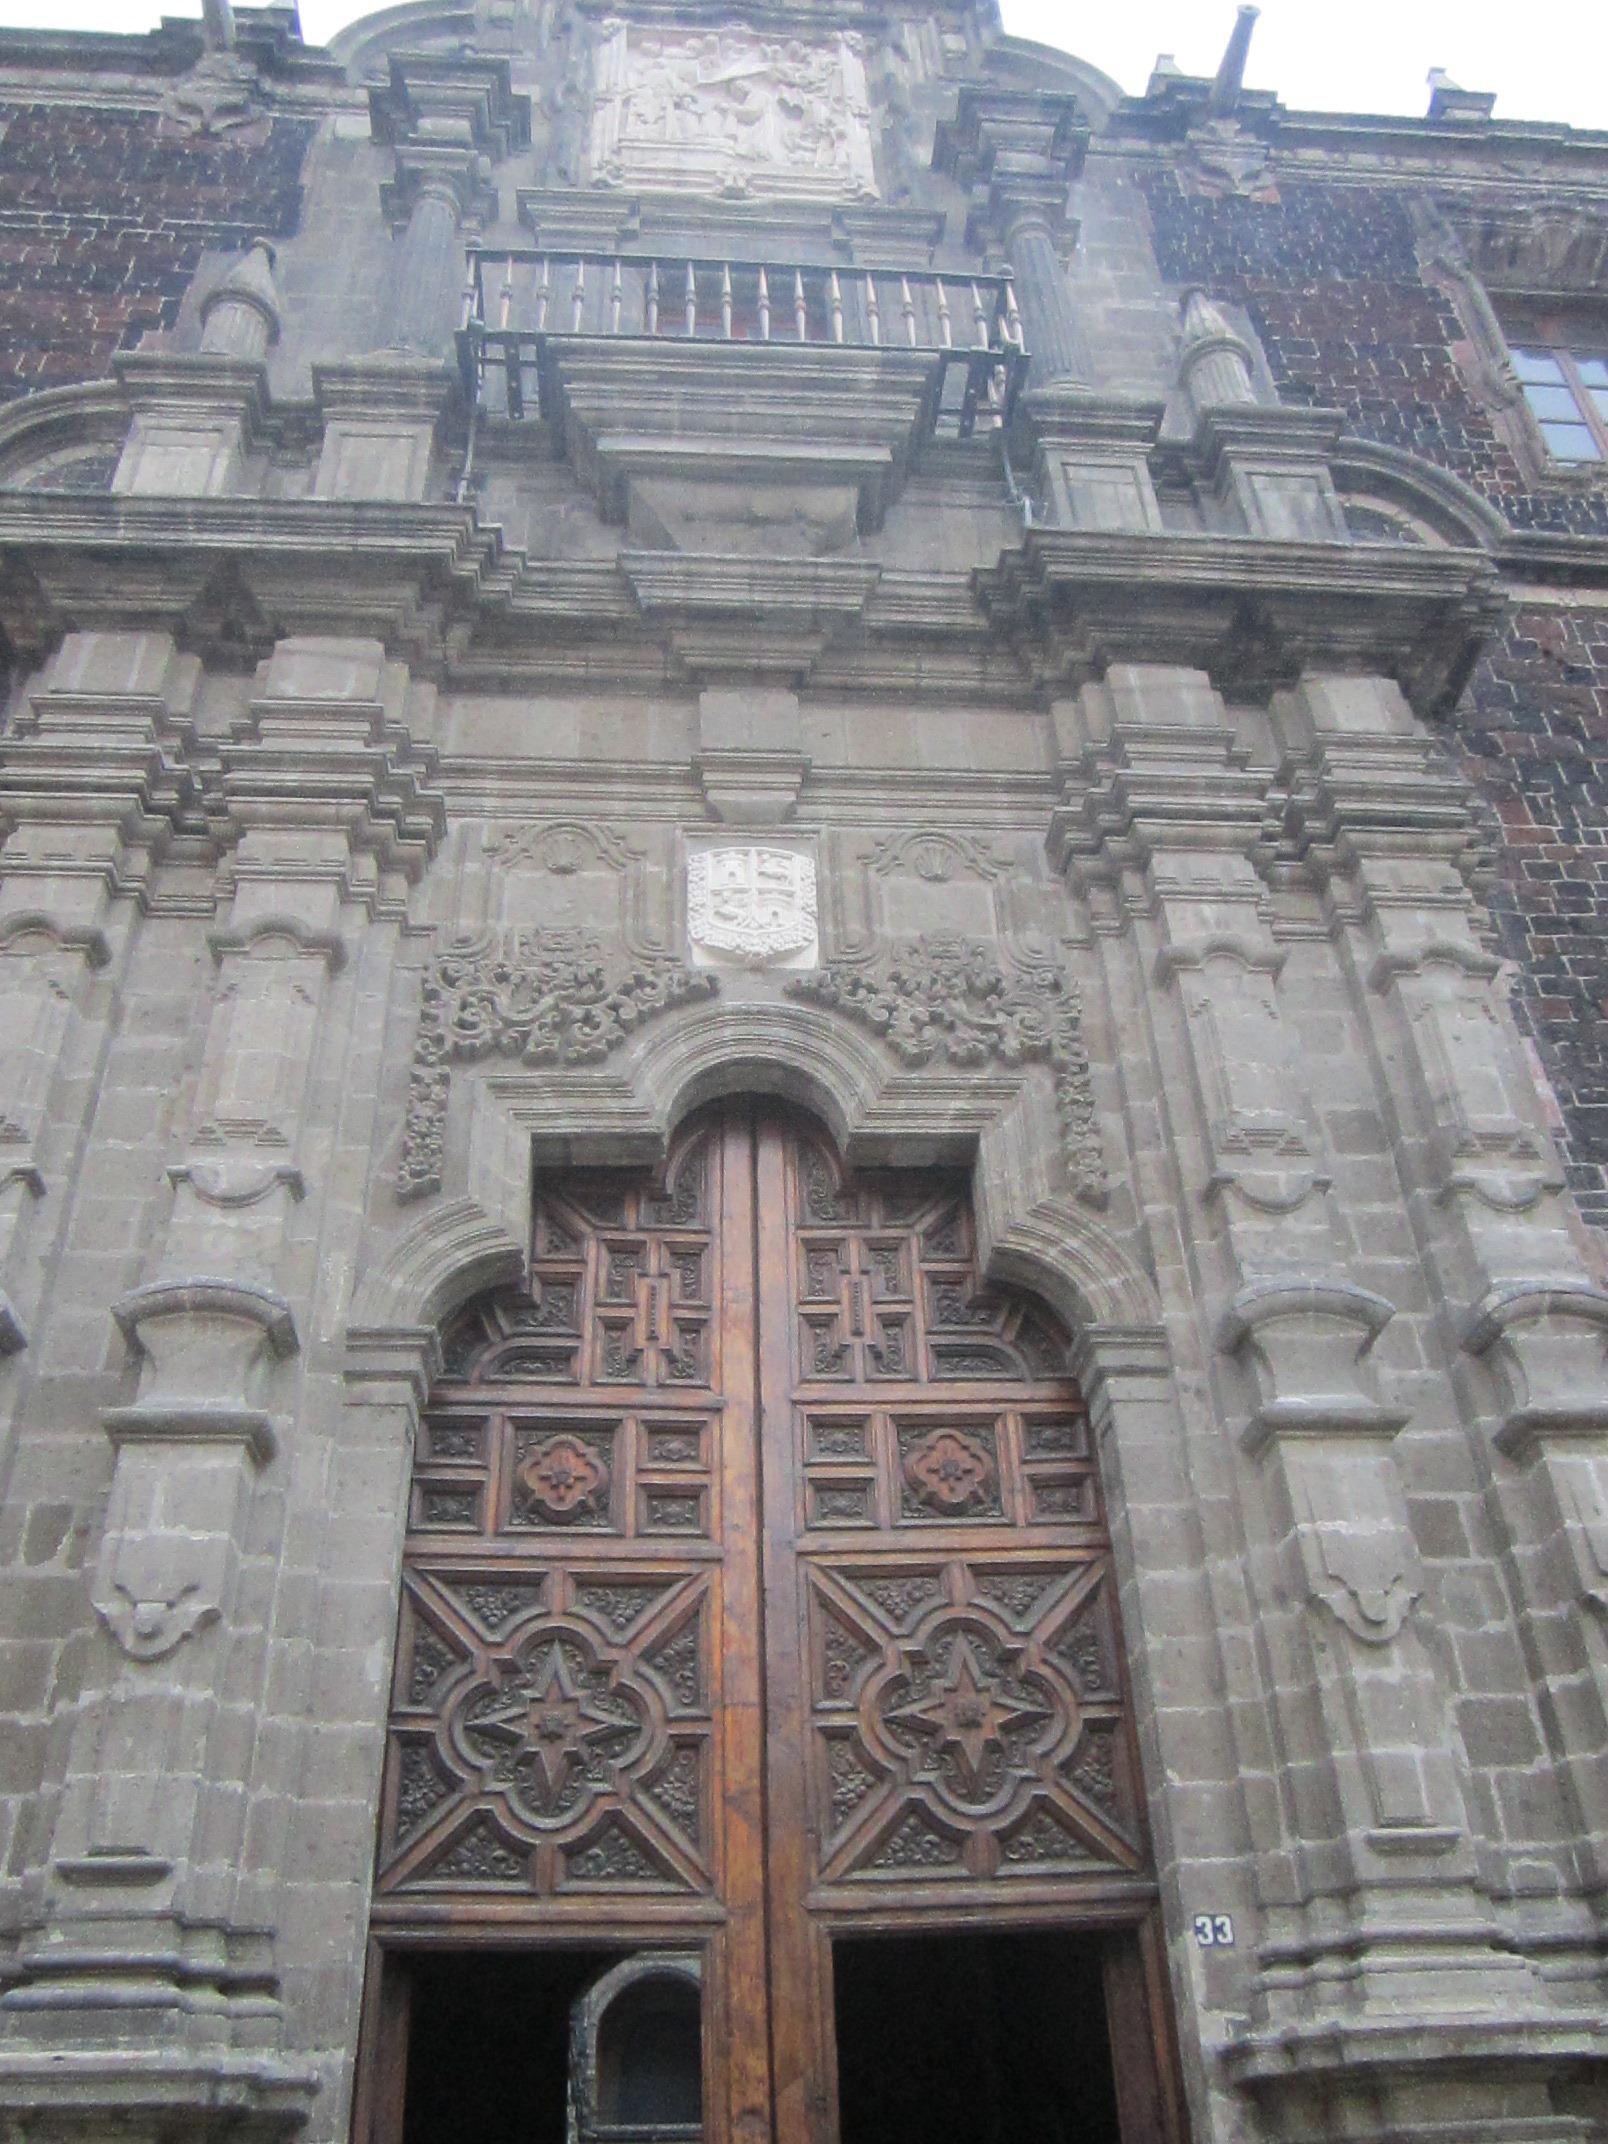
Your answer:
457;248;1028;439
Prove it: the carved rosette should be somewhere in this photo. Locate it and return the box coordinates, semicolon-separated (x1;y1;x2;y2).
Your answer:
398;929;718;1199
788;934;1107;1205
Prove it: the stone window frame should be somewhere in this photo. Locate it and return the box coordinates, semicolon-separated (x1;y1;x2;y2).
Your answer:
1428;201;1608;498
1500;302;1608;472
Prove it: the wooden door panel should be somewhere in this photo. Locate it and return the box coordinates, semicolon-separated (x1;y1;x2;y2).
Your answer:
377;1561;715;1898
756;1120;1150;1908
373;1123;747;1920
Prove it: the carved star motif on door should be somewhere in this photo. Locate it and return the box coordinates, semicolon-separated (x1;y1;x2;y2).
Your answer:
472;1642;630;1804
883;1632;1051;1798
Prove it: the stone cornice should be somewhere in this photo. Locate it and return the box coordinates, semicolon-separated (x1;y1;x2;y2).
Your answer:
0;497;1510;711
975;530;1506;716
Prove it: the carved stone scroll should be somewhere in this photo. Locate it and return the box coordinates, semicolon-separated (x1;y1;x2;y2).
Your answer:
399;929;718;1200
787;934;1107;1207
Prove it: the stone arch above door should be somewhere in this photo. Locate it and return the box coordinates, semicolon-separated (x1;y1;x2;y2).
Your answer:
353;998;1162;1352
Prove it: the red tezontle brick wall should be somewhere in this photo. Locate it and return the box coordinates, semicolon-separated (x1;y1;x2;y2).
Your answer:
0;101;311;400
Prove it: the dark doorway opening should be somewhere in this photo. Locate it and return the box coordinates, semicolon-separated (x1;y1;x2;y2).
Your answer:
833;1929;1122;2144
398;1948;627;2144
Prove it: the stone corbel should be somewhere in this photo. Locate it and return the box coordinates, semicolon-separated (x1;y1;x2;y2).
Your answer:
1219;1279;1406;1455
1464;1284;1608;1456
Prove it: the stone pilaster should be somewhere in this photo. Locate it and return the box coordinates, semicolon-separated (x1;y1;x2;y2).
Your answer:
1053;662;1546;2106
1279;671;1608;1932
0;632;199;1358
0;639;443;2142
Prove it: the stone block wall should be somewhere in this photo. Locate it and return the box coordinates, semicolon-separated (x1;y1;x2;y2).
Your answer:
1140;169;1608;1240
0;103;311;400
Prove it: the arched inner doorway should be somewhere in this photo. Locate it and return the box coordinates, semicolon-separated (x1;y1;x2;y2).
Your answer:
356;1103;1183;2144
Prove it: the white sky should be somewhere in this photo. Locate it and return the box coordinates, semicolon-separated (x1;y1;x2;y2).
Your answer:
1;0;1604;133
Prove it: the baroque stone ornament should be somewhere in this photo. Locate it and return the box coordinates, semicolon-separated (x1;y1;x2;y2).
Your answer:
398;929;717;1199
687;846;818;966
788;934;1108;1205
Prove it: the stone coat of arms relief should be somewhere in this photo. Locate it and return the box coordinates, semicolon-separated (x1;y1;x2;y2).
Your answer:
589;22;878;200
687;846;819;968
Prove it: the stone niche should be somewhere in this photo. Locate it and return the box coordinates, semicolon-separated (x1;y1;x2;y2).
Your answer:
588;20;878;200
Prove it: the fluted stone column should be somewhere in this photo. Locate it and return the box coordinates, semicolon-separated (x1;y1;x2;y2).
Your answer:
368;52;530;358
385;158;479;358
1000;192;1091;388
1176;288;1349;542
934;87;1092;389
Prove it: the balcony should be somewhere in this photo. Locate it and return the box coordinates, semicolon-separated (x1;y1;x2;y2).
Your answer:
458;248;1026;439
456;248;1029;548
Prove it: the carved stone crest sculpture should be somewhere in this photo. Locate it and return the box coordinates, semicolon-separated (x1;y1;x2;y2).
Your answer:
687;847;818;968
589;23;878;200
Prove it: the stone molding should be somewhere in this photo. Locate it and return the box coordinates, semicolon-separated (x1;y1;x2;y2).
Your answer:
370;995;1156;1339
978;529;1505;716
207;915;349;973
1218;1279;1407;1453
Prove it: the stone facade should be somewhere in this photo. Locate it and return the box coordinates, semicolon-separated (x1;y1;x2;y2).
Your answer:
0;5;1606;2143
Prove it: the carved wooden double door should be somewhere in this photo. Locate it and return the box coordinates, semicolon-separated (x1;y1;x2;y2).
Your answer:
371;1105;1165;2144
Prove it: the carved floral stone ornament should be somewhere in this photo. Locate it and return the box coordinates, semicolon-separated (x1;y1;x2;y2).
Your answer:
789;934;1108;1206
687;846;818;967
398;929;717;1199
